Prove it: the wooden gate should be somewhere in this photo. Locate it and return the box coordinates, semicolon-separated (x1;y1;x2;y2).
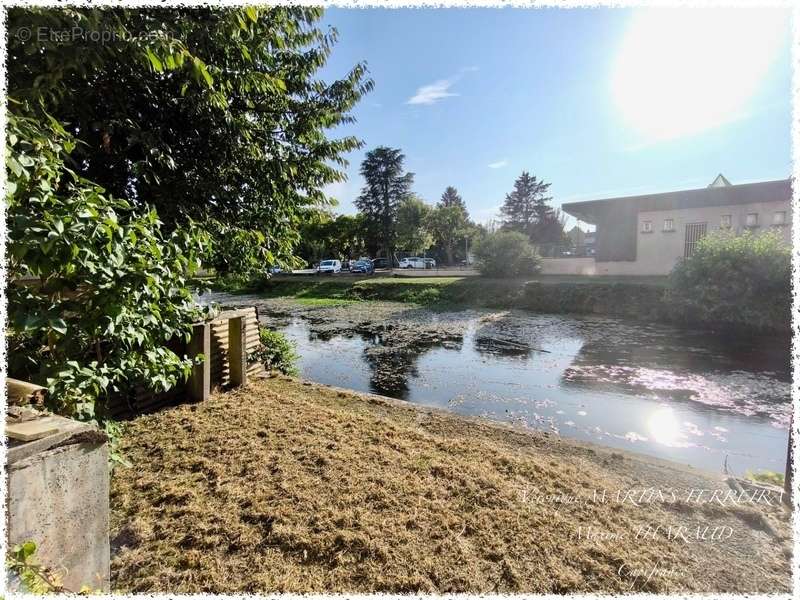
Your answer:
684;222;708;258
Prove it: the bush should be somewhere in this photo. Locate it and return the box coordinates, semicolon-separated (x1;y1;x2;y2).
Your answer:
473;231;542;278
252;327;299;376
668;230;790;332
6;106;210;422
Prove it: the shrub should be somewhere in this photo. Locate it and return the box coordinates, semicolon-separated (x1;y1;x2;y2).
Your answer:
6;106;210;422
668;230;790;332
252;327;299;376
399;287;441;304
473;231;542;278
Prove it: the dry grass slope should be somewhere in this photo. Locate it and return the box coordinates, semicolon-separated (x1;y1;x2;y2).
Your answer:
111;378;792;593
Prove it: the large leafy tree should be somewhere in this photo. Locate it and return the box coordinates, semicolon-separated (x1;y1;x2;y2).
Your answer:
296;212;369;264
355;146;414;262
7;6;373;274
499;171;565;244
396;196;433;254
428;204;471;265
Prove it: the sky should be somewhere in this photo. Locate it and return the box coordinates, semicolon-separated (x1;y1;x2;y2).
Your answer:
317;7;792;230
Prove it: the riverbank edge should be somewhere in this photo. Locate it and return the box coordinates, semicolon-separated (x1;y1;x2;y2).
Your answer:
218;276;789;336
299;376;726;482
111;375;792;593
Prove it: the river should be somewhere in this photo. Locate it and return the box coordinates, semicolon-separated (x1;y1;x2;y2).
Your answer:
203;293;791;475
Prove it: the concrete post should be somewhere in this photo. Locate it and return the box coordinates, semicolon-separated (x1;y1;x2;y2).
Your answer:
228;316;247;387
187;322;210;402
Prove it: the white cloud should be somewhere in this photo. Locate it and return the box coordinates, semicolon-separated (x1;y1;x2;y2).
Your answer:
487;160;508;169
406;67;478;106
407;79;458;105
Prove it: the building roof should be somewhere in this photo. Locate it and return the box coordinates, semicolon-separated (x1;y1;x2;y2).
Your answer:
708;173;732;188
562;178;791;225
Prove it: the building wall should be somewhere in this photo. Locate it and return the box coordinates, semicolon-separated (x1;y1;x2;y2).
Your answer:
540;257;596;275
595;199;791;276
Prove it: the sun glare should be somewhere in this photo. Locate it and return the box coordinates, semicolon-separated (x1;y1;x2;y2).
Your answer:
611;8;788;143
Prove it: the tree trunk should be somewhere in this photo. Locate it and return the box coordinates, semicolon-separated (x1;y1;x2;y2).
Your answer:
446;244;454;266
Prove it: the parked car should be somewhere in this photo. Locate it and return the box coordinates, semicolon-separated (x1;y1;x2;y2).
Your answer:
351;259;374;274
317;259;341;274
372;257;390;269
399;257;425;269
424;258;436;269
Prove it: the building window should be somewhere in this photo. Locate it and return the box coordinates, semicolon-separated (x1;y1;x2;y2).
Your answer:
773;211;786;225
663;218;674;232
720;214;732;229
641;220;653;233
684;222;708;258
746;213;759;227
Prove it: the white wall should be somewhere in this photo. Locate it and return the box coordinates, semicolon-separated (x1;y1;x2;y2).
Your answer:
540;257;596;275
592;199;791;276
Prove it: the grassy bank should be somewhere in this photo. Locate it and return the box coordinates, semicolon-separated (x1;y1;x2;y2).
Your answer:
216;275;787;335
110;378;791;593
219;275;674;320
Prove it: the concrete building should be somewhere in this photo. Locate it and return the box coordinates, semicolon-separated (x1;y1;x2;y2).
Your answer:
552;176;792;276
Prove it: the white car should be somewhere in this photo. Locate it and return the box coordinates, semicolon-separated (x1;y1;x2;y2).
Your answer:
399;257;425;269
317;259;341;274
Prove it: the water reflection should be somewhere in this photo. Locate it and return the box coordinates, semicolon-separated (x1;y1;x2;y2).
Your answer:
648;406;682;447
266;310;789;473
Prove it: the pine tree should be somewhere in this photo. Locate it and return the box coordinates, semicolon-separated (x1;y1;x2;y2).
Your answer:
499;172;564;244
355;147;414;262
439;186;467;213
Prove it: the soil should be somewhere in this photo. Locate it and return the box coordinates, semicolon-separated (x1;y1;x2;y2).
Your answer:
110;376;792;594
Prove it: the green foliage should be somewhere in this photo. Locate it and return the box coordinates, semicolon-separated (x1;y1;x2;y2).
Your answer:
8;6;373;276
6;106;209;422
396;196;433;254
473;231;542;278
105;420;131;469
668;230;790;332
438;186;468;213
355;147;415;259
500;171;566;244
745;470;785;486
296;211;370;265
252;327;299;376
398;287;441;305
428;203;471;265
6;541;63;593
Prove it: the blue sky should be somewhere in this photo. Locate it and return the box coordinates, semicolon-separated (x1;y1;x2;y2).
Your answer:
318;7;792;228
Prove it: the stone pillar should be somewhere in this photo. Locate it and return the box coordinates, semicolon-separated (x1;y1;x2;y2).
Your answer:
6;414;109;592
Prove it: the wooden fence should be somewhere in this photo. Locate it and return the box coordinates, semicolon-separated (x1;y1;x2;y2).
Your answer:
108;307;264;417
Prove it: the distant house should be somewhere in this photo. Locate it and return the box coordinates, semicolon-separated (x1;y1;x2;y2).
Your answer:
566;225;596;256
567;225;586;247
559;176;792;276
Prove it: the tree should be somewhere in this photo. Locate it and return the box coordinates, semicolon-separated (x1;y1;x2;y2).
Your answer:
355;147;414;262
668;230;790;332
499;171;565;244
428;204;470;265
473;231;542;278
396;196;433;254
438;186;468;215
7;6;373;275
6;106;209;422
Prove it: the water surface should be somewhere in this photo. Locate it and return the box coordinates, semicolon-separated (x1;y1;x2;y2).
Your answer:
267;309;790;475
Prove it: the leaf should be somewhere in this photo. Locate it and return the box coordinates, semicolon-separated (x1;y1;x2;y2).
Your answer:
145;48;163;72
245;6;258;23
